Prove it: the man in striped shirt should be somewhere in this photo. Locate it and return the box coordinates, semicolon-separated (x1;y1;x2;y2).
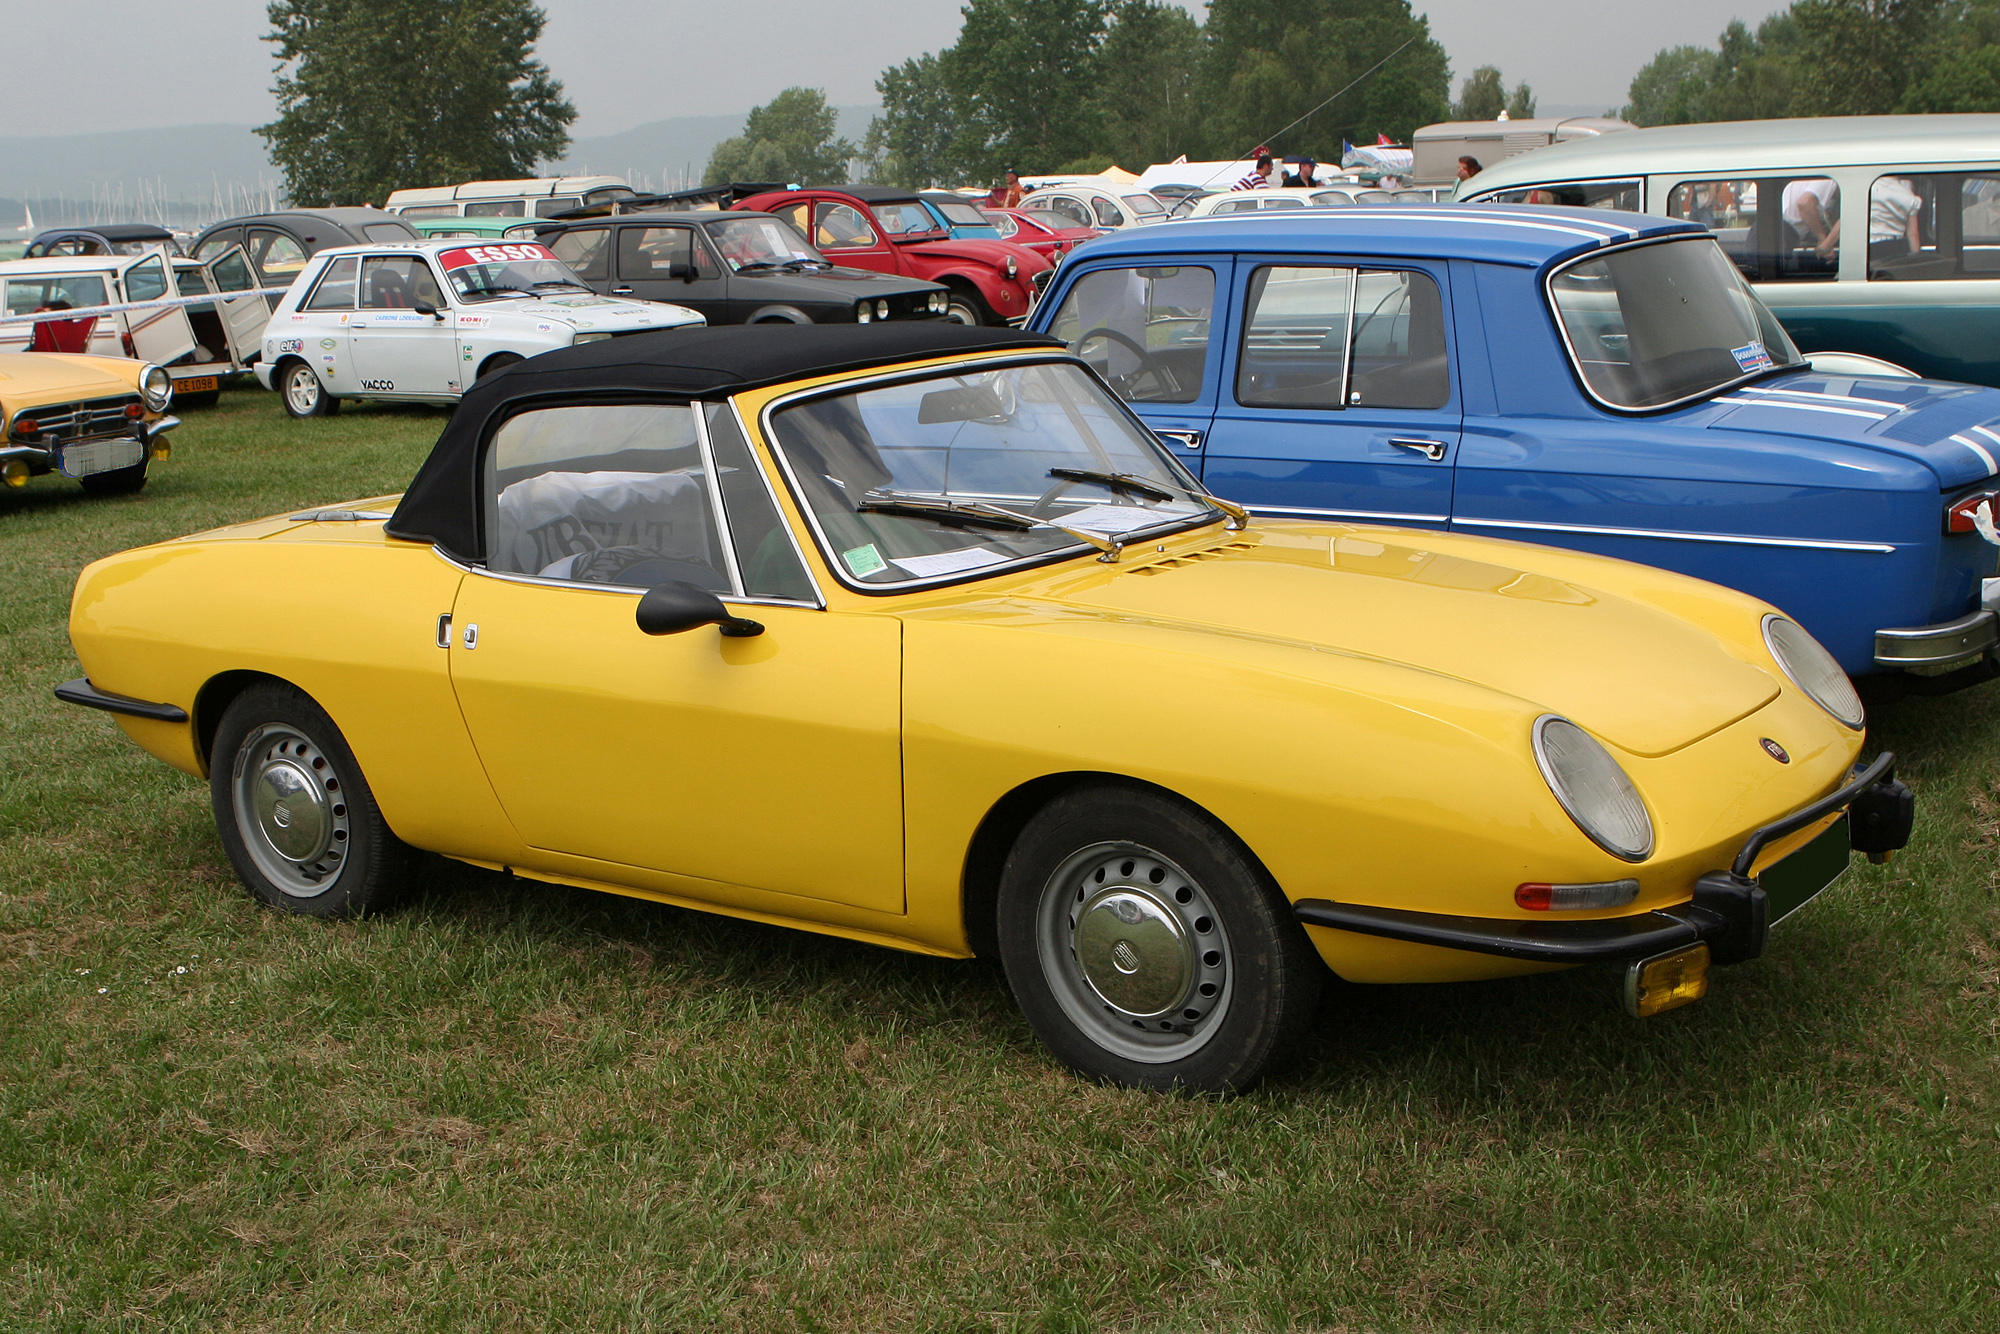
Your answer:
1233;152;1275;192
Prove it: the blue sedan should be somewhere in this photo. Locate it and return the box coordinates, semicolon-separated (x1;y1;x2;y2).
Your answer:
1027;206;2000;690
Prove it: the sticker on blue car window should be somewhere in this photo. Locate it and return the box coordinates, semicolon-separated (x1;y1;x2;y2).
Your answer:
1731;341;1773;373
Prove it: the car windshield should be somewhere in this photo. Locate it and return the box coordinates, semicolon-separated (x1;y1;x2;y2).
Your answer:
766;360;1219;587
436;241;589;300
931;200;990;227
1548;237;1806;410
706;216;826;271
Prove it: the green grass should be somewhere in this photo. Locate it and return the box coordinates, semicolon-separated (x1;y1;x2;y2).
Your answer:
3;385;1997;1332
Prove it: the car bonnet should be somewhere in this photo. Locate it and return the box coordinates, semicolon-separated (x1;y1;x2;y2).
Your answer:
507;294;702;329
1050;525;1781;758
1697;370;2000;489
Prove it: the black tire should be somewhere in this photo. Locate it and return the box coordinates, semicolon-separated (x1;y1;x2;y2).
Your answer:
209;682;413;918
79;459;148;496
476;352;524;382
996;783;1323;1094
943;290;987;326
278;360;338;419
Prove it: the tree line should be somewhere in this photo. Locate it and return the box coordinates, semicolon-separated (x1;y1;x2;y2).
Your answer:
1624;0;2000;125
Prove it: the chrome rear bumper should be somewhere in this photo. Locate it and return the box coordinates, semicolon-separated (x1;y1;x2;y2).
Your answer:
1874;608;1998;670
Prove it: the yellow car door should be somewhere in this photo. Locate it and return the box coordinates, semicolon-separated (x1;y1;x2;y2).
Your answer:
442;399;906;914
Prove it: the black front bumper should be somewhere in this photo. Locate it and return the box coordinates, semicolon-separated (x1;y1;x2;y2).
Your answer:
1294;752;1912;968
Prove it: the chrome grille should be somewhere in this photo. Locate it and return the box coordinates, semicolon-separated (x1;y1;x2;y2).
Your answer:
9;395;141;443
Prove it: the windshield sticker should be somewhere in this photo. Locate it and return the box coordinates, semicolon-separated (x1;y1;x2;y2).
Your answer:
889;548;1011;578
437;242;557;271
842;544;888;577
1056;503;1176;535
1731;341;1773;373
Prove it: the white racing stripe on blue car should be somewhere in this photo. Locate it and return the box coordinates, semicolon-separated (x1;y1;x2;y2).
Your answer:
1733;386;1904;415
1952;432;2000;475
1716;396;1900;421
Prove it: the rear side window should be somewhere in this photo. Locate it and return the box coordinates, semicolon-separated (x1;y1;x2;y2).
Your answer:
208;248;256;293
536;197;582;217
484;404;731;591
1665;177;1840;282
466;200;526;217
1046;265;1216;405
549;227;610;281
1091;196;1127;227
1236;266;1450;411
1866;172;2000;280
1042;196;1092;229
4;274;110;313
303;255;360;310
364;221;420;242
125;255;171;303
1480;179;1640;211
248;229;309;283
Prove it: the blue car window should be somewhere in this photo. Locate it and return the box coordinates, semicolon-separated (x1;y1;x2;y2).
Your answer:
1349;270;1450;410
1047;265;1216;404
1236;265;1356;409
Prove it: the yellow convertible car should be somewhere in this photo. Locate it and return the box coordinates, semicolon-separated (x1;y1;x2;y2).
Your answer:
2;349;178;495
59;325;1913;1092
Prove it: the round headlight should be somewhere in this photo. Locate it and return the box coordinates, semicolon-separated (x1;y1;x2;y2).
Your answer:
1533;716;1654;862
856;300;873;323
1763;614;1864;729
140;365;173;412
931;291;946;312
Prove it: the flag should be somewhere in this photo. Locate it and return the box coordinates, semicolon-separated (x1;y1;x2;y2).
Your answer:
1376;134;1395;146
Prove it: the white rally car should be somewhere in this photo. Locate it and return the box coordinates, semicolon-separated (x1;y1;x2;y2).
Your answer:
255;240;703;417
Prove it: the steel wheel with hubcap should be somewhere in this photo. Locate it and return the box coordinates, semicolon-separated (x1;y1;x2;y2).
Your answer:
279;361;338;419
997;784;1323;1093
943;293;986;326
210;682;411;917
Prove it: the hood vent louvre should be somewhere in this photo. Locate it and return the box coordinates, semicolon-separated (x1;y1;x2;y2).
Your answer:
1130;540;1257;574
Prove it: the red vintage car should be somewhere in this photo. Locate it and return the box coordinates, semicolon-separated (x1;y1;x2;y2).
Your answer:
981;207;1101;263
736;186;1051;326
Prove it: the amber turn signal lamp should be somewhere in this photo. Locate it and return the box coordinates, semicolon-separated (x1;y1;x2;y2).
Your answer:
1515;878;1640;911
1624;943;1710;1018
2;460;28;488
15;419;37;436
124;403;144;419
149;439;172;461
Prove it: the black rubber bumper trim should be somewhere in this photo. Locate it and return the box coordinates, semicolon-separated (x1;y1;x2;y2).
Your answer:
1292;899;1708;964
53;677;188;723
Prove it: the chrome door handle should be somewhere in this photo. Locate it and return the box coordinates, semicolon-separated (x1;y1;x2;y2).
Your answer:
1154;429;1203;450
435;613;452;648
1390;437;1448;461
611;286;635;294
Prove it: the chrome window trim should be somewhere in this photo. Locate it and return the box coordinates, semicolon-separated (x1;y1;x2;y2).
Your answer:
707;398;827;608
756;353;1222;596
1250;503;1451;524
430;543;820;609
1462;176;1645;211
690;403;746;596
1543;234;1807;415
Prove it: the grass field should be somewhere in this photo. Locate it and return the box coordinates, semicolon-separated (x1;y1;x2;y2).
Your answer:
2;385;1996;1332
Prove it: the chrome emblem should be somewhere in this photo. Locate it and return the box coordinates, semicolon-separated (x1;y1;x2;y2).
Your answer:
1760;738;1790;764
1111;940;1141;974
272;801;293;827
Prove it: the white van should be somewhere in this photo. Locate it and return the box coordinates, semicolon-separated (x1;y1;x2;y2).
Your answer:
385;177;640;221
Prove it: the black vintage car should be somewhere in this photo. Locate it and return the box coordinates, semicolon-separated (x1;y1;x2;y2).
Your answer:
188;209;420;290
24;223;185;259
531;211;947;325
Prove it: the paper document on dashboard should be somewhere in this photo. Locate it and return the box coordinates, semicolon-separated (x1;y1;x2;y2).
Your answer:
1055;504;1171;535
890;547;1013;577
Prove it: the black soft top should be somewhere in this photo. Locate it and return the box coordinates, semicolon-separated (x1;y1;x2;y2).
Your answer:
386;322;1063;561
843;186;925;205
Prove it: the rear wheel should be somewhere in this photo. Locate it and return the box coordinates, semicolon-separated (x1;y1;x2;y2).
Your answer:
278;361;338;418
943;289;986;325
996;784;1322;1094
210;682;413;918
476;352;524;382
78;459;148;496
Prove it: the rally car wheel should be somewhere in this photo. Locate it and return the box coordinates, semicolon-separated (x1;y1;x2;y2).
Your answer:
476;352;524;382
210;682;412;918
997;784;1322;1094
278;361;338;419
79;460;148;496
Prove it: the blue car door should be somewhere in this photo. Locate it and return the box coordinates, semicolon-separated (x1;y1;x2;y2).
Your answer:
1037;257;1234;469
1201;258;1462;527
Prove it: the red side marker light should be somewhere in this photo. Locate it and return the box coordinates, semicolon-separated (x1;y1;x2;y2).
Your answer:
1516;879;1641;911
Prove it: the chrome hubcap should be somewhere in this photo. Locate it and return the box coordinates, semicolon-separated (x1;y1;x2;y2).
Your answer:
232;723;349;896
285;366;319;413
1037;842;1232;1063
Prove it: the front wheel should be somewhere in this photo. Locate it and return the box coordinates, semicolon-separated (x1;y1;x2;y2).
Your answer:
278;361;338;418
943;292;986;326
996;784;1323;1094
210;682;413;918
476;352;524;382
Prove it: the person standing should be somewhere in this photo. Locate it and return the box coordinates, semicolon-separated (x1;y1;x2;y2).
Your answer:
1282;158;1320;188
1234;153;1274;192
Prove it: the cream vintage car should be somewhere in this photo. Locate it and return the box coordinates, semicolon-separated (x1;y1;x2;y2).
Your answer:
255;239;703;417
1;350;177;495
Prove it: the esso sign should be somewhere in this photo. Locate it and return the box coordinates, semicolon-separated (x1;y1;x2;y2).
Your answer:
438;243;556;269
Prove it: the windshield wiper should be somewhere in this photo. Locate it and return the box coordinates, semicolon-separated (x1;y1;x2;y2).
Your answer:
1046;467;1176;504
733;261;784;272
856;493;1036;531
531;281;592;293
457;284;533;298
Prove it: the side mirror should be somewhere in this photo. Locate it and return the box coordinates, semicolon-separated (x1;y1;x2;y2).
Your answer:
635;580;764;637
667;261;698;281
413;300;442;320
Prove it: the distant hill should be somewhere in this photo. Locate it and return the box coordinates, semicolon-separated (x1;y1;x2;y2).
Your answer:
0;106;882;228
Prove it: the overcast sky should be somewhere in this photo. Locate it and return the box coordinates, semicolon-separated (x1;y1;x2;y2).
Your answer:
0;0;1781;140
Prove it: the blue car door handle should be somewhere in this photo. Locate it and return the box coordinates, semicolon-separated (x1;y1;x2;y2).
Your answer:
1390;437;1449;461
